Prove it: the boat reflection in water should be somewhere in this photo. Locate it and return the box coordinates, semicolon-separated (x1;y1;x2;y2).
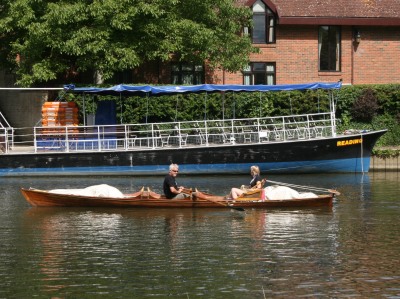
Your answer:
23;206;335;296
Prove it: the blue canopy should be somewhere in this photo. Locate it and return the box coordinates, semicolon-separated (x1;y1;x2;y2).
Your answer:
63;84;152;96
64;82;342;96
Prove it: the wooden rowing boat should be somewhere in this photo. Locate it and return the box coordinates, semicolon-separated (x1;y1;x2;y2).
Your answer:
20;187;334;208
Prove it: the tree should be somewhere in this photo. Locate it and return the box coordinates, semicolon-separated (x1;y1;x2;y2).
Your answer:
351;88;379;122
0;0;256;86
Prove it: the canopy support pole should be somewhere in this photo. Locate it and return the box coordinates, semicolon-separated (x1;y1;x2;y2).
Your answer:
222;92;225;120
82;94;86;126
145;94;149;124
330;90;337;137
204;93;207;120
175;95;179;122
120;93;123;123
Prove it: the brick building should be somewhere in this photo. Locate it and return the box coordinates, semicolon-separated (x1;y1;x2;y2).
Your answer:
131;0;400;86
235;0;400;85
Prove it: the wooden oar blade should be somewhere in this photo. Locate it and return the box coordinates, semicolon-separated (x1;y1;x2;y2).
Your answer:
195;189;245;211
182;188;193;195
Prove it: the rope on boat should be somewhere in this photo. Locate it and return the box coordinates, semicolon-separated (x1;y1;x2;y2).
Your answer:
265;179;340;195
360;133;364;173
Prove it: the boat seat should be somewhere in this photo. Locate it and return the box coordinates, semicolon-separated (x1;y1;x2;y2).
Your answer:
128;134;137;147
179;133;188;146
222;133;235;144
242;129;252;143
194;129;206;145
160;134;170;147
258;130;269;142
313;126;324;137
295;127;307;139
273;125;282;141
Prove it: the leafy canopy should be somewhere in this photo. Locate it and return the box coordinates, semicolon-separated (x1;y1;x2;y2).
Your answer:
0;0;256;86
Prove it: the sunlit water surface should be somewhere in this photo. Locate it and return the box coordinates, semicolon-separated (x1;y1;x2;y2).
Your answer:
0;172;399;298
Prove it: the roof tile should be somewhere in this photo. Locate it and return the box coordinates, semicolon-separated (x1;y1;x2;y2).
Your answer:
271;0;400;18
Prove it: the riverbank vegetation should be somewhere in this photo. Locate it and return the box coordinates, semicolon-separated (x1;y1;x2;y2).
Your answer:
0;0;255;86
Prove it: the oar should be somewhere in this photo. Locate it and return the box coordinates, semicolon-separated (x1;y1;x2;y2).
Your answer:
194;189;245;211
265;180;341;196
125;186;144;197
146;187;161;199
182;188;193;199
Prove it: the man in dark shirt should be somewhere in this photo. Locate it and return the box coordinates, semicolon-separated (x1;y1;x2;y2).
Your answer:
163;163;188;199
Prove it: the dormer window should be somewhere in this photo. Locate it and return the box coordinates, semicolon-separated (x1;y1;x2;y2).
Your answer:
251;0;276;44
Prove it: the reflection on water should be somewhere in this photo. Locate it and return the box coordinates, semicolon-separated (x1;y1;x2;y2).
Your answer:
0;173;399;298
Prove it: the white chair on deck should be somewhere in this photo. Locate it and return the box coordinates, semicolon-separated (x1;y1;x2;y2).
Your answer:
273;125;282;141
160;134;170;147
128;134;137;147
242;128;252;143
179;133;188;146
258;130;270;142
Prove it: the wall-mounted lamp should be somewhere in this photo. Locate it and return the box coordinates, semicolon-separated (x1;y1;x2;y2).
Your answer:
354;30;361;44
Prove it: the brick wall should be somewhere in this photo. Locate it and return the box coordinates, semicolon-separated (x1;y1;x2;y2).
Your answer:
353;27;400;84
214;25;400;85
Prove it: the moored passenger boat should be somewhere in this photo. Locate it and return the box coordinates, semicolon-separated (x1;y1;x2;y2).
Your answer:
0;82;386;176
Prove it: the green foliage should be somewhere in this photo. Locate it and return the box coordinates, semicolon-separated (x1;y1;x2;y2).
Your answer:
336;84;400;119
337;114;400;147
372;148;400;158
334;85;364;118
350;88;379;122
0;0;256;86
334;84;400;147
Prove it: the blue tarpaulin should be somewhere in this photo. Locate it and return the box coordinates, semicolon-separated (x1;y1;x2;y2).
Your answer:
64;82;342;96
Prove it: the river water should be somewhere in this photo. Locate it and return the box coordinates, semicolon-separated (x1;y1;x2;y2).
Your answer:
0;172;399;298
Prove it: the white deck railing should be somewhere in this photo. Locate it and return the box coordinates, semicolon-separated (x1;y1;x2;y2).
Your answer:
0;110;14;153
28;112;333;153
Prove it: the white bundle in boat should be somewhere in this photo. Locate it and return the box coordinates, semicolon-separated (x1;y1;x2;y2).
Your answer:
264;185;317;200
49;184;124;198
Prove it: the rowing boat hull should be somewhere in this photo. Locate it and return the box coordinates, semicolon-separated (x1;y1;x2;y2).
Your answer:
20;188;333;208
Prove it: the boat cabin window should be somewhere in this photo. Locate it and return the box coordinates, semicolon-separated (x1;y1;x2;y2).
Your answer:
243;62;276;85
171;63;205;85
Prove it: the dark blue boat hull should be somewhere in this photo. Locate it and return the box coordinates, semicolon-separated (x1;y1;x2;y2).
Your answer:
0;130;386;176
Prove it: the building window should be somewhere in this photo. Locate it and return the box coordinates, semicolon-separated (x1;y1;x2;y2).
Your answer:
108;70;133;84
319;26;341;71
171;63;204;85
243;63;276;85
249;0;276;44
